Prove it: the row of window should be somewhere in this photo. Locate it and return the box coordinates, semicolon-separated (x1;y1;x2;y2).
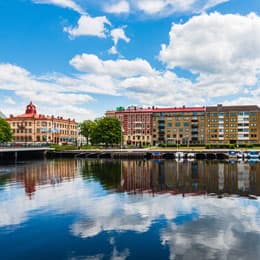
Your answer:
207;134;257;138
208;112;257;116
12;121;77;129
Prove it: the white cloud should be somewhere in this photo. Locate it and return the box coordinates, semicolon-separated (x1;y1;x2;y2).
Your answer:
70;53;155;78
159;12;260;104
109;27;130;55
109;46;119;55
0;63;97;121
111;28;130;45
64;15;111;38
132;0;229;16
32;0;84;14
104;0;130;14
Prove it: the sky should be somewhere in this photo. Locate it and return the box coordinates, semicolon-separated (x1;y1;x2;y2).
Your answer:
0;0;260;121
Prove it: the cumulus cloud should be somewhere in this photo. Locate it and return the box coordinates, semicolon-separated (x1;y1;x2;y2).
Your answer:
32;0;84;14
70;53;155;77
0;63;97;121
109;27;130;55
111;28;130;46
64;15;111;38
132;0;229;16
104;0;130;14
159;12;260;103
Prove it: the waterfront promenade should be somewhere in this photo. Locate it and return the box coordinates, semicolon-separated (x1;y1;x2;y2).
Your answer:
1;146;259;162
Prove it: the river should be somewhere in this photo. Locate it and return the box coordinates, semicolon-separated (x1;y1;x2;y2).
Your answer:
0;159;260;259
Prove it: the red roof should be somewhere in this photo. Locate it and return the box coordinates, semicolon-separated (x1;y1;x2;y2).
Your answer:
7;102;76;122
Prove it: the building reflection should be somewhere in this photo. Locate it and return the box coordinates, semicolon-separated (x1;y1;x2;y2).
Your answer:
10;160;78;198
120;160;260;196
1;159;260;198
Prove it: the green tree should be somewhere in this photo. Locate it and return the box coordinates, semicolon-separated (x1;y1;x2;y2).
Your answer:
90;117;122;146
0;118;13;143
79;120;96;145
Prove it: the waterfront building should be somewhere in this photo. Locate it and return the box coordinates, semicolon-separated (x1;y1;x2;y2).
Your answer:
151;106;205;145
205;104;260;144
6;102;78;143
106;106;153;146
106;104;260;145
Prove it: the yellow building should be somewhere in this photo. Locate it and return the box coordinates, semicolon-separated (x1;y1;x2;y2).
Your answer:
205;104;260;144
107;104;260;146
6;102;78;144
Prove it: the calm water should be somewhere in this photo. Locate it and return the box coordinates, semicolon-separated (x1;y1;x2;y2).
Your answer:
0;159;260;260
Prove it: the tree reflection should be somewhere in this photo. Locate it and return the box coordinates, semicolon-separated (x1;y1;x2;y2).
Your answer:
80;159;122;190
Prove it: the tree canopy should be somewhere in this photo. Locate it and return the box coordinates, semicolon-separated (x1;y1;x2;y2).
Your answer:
91;117;122;146
0;118;13;143
79;120;96;145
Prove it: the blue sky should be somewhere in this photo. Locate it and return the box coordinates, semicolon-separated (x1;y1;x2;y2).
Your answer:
0;0;260;121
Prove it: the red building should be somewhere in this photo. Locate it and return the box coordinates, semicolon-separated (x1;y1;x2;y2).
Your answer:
6;102;78;144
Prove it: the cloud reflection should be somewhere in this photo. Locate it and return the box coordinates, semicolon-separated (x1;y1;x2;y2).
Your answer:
0;160;260;259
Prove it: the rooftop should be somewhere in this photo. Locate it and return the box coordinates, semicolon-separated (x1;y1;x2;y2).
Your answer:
206;104;260;112
7;102;76;122
114;106;206;114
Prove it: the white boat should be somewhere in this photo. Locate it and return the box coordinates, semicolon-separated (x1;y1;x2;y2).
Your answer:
175;151;184;158
187;153;195;158
237;151;243;159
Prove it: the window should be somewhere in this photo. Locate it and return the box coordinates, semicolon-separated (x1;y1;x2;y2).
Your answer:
175;122;181;127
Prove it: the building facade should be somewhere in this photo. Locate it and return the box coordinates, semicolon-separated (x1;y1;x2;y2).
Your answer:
6;102;78;144
106;104;260;145
205;105;260;144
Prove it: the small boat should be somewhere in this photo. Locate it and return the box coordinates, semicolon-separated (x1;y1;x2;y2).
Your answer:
152;151;162;159
248;150;259;159
237;151;244;159
175;151;184;159
227;150;237;159
187;152;195;158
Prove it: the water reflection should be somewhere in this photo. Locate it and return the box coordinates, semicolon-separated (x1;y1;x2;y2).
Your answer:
0;159;259;259
81;160;260;196
0;160;78;198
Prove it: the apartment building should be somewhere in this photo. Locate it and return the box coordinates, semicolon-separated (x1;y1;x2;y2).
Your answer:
152;106;206;145
106;104;260;145
205;104;260;144
106;106;153;146
6;102;78;144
